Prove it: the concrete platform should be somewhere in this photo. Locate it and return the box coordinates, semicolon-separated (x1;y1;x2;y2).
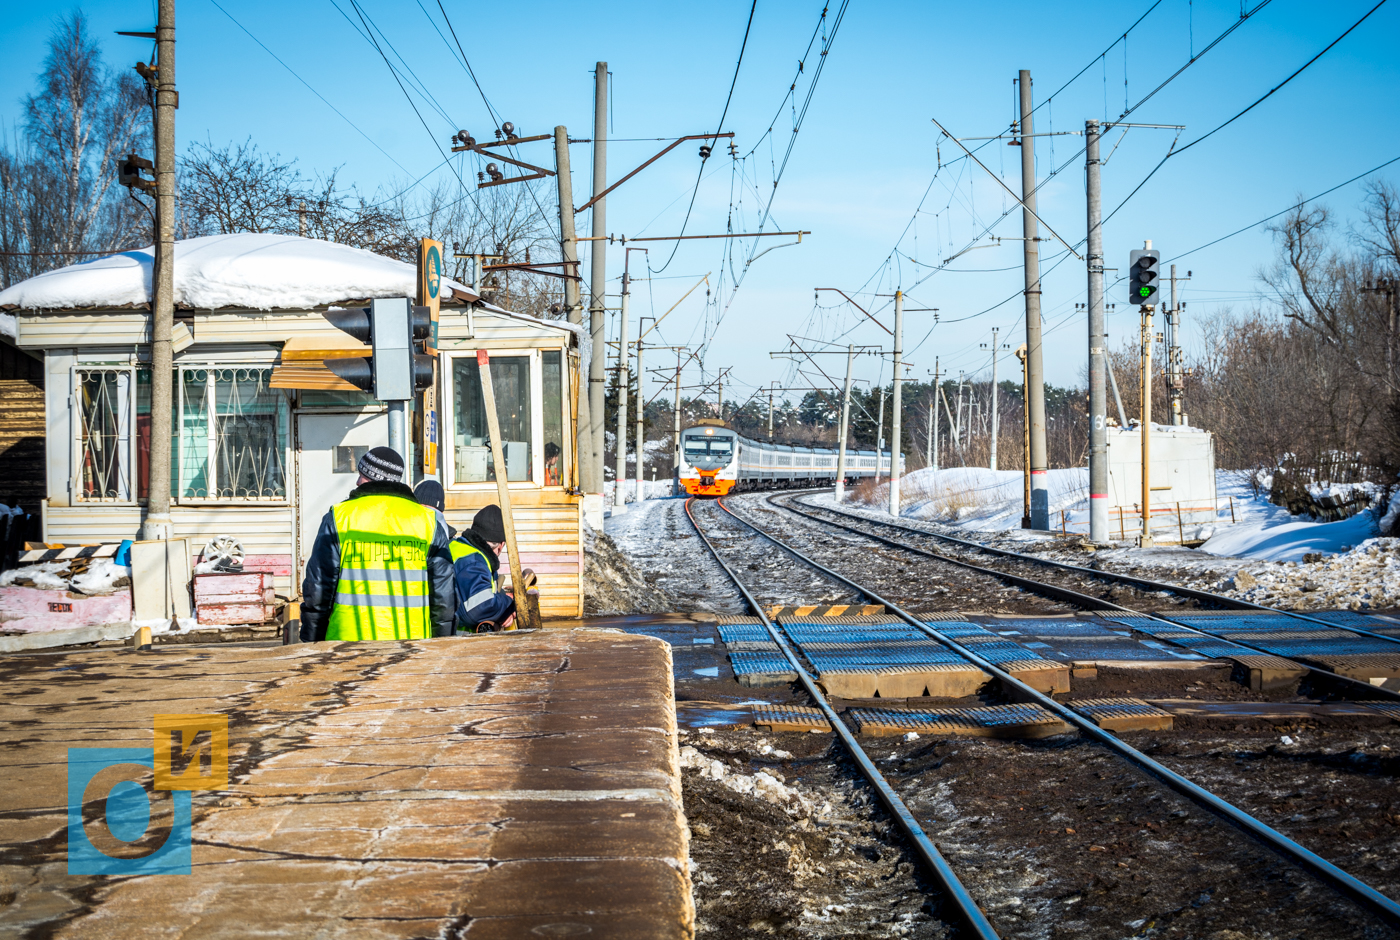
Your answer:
0;630;693;939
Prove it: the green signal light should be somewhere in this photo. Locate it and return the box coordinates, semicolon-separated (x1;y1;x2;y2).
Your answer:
1138;286;1152;298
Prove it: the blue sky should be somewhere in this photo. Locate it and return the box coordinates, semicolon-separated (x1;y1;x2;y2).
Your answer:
4;0;1398;404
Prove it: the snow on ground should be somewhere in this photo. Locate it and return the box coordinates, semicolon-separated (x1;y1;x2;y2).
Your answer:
0;232;471;315
604;477;677;505
823;465;1399;613
856;465;1390;563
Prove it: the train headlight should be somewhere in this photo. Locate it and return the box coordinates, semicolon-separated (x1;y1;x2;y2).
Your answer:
704;428;714;435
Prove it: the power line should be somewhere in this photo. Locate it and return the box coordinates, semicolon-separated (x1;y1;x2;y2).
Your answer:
1101;0;1390;227
651;0;759;274
206;0;415;176
343;0;481;215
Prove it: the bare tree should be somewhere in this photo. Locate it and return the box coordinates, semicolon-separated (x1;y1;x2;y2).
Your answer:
0;13;148;288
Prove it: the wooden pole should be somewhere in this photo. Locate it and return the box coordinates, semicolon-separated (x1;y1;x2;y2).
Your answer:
476;349;542;631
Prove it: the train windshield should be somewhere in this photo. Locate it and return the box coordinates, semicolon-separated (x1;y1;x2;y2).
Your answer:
684;436;733;456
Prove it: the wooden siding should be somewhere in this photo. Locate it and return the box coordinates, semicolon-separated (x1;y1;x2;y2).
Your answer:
444;500;583;619
46;505;297;594
0;378;46;513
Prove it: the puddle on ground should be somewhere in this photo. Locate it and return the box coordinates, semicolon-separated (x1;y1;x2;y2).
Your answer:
675;701;763;730
693;666;720;678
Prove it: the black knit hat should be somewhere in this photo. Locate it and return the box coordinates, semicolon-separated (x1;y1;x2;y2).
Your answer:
413;478;445;511
470;504;506;542
358;446;405;482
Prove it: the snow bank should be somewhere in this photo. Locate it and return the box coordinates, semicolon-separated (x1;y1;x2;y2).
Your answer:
846;466;1088;533
0;233;472;312
678;745;814;816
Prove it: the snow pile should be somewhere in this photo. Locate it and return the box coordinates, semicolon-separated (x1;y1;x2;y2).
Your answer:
834;465;1088;533
1198;506;1379;562
1215;537;1400;611
69;559;133;595
678;745;815;816
1;558;131;595
0;561;73;591
582;523;673;615
0;233;472;314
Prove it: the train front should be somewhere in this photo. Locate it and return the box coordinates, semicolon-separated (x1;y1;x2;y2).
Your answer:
679;424;738;497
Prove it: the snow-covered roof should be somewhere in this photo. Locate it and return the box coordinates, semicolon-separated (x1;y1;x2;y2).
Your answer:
0;233;477;313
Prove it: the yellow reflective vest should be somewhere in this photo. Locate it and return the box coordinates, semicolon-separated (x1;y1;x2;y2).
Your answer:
326;493;438;641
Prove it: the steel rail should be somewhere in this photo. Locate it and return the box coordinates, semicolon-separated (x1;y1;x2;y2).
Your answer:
715;496;1400;928
683;498;1002;940
772;495;1400;706
800;496;1400;648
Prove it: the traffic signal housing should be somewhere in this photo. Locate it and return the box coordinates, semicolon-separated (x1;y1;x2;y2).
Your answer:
1129;249;1161;307
323;298;434;399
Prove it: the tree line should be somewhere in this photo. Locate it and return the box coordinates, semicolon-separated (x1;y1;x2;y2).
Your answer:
0;13;565;320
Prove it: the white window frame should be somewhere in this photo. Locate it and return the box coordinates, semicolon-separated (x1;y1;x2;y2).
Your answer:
71;366;136;504
174;365;291;505
444;348;568;490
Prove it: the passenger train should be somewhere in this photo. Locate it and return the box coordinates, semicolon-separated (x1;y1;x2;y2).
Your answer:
678;419;894;497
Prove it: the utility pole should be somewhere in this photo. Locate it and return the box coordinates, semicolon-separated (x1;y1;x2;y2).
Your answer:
1085;119;1109;544
1165;264;1190;425
142;0;176;542
1015;344;1030;526
888;290;904;515
835;344;855;501
586;62;608;529
555;124;591;497
673;348;685;495
928;358;941;474
633;317;652;507
613;248;645;514
768;383;775;439
1140;241;1155;544
874;384;886;485
1017;69;1050;529
982;328;1005;471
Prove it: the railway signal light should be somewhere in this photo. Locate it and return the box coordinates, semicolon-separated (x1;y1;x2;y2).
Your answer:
323;298;433;399
1129;249;1161;307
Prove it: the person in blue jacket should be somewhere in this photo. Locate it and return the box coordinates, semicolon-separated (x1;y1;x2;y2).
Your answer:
450;504;517;632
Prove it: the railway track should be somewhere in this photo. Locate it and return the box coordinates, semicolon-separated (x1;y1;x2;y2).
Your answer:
766;492;1400;705
782;492;1400;645
685;494;1400;939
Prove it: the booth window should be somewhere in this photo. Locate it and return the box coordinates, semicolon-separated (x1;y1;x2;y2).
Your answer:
176;368;288;499
453;355;532;483
75;369;133;500
542;350;565;486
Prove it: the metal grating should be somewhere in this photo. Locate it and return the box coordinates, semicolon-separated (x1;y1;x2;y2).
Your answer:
804;649;967;669
750;704;832;732
717;622;772;643
728;651;795;677
1072;697;1174;731
778;614;903;625
1362;701;1400;721
848;703;1070;738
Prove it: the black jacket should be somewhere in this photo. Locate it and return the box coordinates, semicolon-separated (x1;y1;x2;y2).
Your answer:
300;480;456;641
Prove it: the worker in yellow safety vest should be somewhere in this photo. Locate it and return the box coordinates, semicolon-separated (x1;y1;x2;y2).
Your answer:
300;446;456;641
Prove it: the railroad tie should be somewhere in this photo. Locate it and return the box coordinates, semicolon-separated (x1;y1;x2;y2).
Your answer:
750;704;832;733
1071;697;1175;732
848;703;1070;739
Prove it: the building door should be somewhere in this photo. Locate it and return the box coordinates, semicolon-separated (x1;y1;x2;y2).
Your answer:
296;411;388;580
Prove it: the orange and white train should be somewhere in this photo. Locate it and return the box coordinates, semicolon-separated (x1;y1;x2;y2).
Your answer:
678;419;894;497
